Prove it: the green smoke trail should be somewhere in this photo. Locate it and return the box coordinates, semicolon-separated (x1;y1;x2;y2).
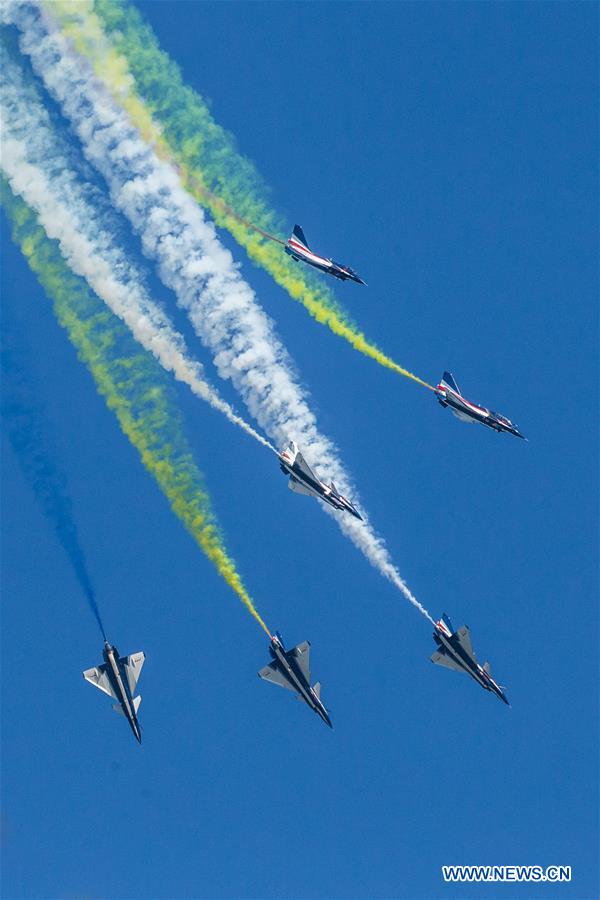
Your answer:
1;177;271;636
53;0;431;390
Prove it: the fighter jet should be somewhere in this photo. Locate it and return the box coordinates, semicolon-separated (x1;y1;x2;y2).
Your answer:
434;371;526;439
259;632;332;728
431;614;509;705
284;224;366;284
83;642;145;743
279;440;362;520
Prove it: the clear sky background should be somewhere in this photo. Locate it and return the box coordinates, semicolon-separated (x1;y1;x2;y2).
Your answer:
1;3;598;899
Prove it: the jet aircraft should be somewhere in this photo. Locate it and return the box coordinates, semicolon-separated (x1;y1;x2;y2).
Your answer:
83;642;145;743
431;614;509;705
259;632;332;728
434;371;525;439
285;224;366;284
279;441;362;519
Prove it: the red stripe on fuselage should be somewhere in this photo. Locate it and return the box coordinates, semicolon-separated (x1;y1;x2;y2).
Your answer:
287;238;331;267
442;387;489;417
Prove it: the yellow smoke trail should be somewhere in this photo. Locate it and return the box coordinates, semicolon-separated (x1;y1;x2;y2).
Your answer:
1;176;271;637
44;0;433;391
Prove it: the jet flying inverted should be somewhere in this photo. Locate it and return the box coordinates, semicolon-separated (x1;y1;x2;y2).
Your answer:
259;632;332;728
83;642;145;743
279;441;362;519
431;614;509;705
434;371;525;439
285;224;366;284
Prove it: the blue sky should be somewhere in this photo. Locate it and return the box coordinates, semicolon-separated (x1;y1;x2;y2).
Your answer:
1;3;598;899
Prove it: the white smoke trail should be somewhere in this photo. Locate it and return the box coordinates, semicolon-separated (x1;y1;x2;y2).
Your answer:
7;0;433;622
0;42;274;454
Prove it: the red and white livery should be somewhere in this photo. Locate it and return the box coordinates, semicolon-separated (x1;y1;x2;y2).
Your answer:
434;372;526;439
285;225;366;285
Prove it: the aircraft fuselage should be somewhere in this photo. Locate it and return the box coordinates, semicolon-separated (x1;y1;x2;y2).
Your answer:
284;239;365;285
278;450;362;519
270;639;332;728
103;643;142;743
433;625;508;705
435;384;524;439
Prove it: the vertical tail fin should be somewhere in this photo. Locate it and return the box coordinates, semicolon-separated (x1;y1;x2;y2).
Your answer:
441;372;460;394
291;225;310;249
286;440;299;460
441;613;455;634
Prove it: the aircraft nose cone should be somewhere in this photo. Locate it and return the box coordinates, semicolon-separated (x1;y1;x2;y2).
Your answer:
318;706;333;728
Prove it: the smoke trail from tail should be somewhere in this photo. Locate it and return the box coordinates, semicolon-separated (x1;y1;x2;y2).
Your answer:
44;0;433;391
9;2;433;623
1;325;107;639
0;39;275;456
1;176;272;637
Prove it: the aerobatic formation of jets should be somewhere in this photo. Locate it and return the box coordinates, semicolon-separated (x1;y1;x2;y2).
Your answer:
83;220;523;742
